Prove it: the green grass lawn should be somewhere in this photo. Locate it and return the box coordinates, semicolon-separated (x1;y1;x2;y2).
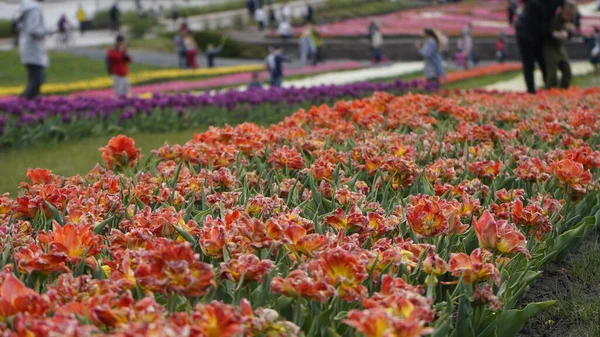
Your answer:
0;129;203;196
0;50;156;87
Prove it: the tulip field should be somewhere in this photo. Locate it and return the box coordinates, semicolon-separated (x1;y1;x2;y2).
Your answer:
0;85;599;336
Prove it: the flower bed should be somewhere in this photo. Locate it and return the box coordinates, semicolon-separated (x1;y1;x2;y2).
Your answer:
303;0;600;38
0;64;265;97
0;88;599;336
0;79;432;148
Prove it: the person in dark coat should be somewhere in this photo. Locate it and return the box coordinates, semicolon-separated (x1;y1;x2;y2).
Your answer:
515;0;547;94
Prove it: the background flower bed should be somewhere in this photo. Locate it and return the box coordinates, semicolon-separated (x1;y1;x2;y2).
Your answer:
0;88;599;336
0;79;432;148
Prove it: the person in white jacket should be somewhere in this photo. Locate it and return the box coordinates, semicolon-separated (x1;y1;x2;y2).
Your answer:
16;0;51;99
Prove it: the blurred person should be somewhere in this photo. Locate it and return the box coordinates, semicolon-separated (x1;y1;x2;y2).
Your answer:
76;5;87;35
462;23;474;69
515;0;546;94
299;25;316;65
266;45;289;87
282;1;291;22
455;38;465;69
268;5;277;30
179;17;189;33
247;0;257;18
278;20;293;39
589;27;600;83
507;0;518;25
496;31;507;63
109;2;120;34
183;31;198;69
305;1;314;24
416;29;446;87
248;71;264;89
16;0;52;100
173;31;187;68
57;13;70;44
370;23;383;63
544;0;577;89
310;25;323;64
368;19;379;46
206;36;226;68
107;34;132;97
255;6;266;31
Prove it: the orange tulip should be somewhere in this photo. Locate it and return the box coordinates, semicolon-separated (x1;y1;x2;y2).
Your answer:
448;249;500;285
0;273;49;319
551;159;593;194
38;223;104;265
98;134;141;170
472;211;531;259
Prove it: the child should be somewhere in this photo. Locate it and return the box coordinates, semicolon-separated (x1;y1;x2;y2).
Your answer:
173;31;187;68
107;35;131;97
544;0;577;89
206;37;226;68
183;31;198;69
266;45;289;87
496;31;506;63
247;71;263;89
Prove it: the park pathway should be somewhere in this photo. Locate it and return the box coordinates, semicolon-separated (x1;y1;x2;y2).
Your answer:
67;60;364;98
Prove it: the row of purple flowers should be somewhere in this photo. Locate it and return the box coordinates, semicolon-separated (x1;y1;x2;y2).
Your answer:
0;79;435;148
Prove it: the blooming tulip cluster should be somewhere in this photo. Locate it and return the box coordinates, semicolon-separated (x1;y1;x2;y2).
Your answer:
0;88;599;336
0;79;432;148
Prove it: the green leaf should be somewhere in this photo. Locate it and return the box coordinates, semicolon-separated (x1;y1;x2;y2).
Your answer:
455;295;475;337
174;225;197;245
43;200;64;226
333;311;348;320
93;216;114;235
476;301;556;337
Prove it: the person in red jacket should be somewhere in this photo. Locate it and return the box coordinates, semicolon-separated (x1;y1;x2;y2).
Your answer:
106;34;131;97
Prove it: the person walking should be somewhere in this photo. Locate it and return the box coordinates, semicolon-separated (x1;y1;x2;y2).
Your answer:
57;13;70;45
206;37;225;68
173;31;187;68
515;0;546;93
496;31;507;63
305;1;314;24
247;0;257;18
371;24;383;63
544;1;577;89
183;31;198;69
76;5;87;35
507;0;518;26
589;27;600;83
282;1;292;23
417;29;446;87
109;2;120;34
310;25;323;64
106;35;131;97
299;25;316;65
255;6;266;31
266;46;289;87
16;0;51;100
268;5;277;30
462;23;474;69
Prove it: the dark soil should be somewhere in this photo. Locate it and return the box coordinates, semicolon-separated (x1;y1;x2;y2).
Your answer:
517;231;600;337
